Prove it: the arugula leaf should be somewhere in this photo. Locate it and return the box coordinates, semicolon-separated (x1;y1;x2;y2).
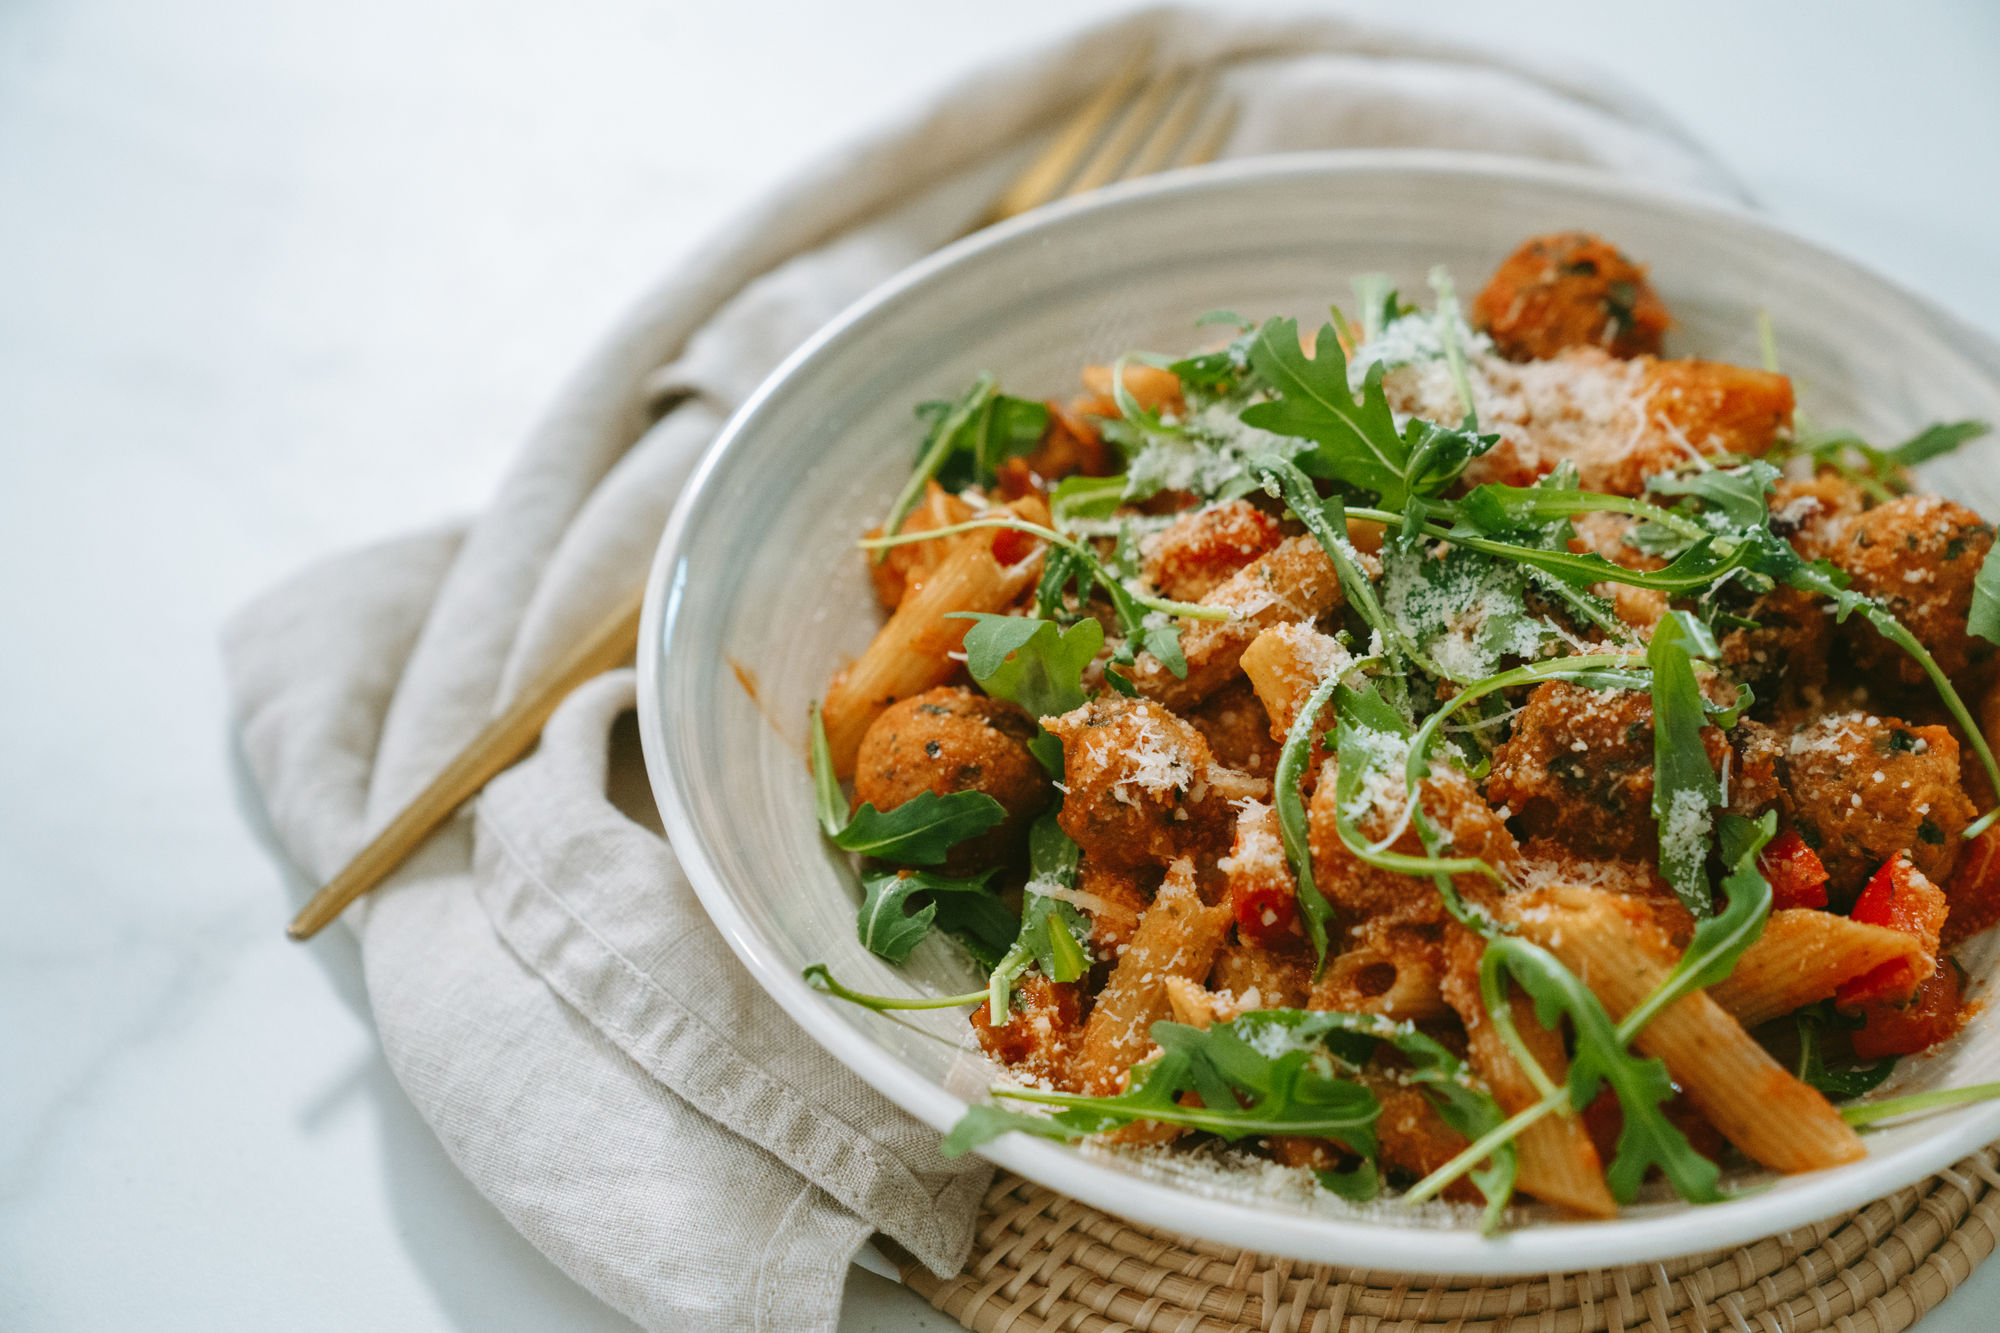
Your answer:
1794;1002;1898;1101
981;812;1092;1021
1273;671;1344;963
832;790;1007;865
953;614;1102;720
1648;611;1724;919
1646;461;1781;529
1249;457;1414;671
808;702;846;839
1886;420;1990;467
803;963;988;1012
857;868;1008;965
1971;547;2000;647
1049;474;1127;526
932;392;1051;493
1621;813;1775;1035
943;1010;1382;1157
1315;1161;1380;1201
1482;937;1721;1205
881;375;997;550
1166;320;1257;395
1239;318;1493;509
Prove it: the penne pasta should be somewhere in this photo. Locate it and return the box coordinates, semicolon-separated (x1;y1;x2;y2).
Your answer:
823;496;1047;775
1073;859;1231;1095
1507;884;1865;1175
1710;908;1929;1030
1129;537;1349;710
1441;928;1615;1218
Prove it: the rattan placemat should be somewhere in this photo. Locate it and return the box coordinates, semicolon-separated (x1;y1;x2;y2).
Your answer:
894;1145;2000;1333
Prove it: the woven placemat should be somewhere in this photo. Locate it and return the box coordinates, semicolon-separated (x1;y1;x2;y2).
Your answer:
895;1146;2000;1333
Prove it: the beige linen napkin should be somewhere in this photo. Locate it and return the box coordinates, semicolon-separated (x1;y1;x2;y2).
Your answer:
224;7;1737;1331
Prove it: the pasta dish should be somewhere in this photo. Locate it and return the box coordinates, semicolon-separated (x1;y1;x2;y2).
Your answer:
801;233;2000;1228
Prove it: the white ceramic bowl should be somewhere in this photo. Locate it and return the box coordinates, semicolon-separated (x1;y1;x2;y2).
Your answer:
638;152;2000;1274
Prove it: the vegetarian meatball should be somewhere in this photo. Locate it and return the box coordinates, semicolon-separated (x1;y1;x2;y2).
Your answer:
1486;681;1730;862
1821;494;1996;685
1308;758;1519;926
1718;585;1834;698
1768;472;1868;563
1472;232;1671;361
1778;710;1974;900
1044;695;1263;870
852;686;1050;872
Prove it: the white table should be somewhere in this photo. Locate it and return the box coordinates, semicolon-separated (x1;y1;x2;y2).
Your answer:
6;1;1999;1328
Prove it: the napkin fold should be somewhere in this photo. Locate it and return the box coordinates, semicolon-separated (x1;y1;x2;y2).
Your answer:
225;7;1737;1330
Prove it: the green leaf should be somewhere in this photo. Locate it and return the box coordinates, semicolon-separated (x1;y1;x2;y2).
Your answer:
1239;318;1493;509
1886;420;1989;467
1274;672;1345;963
1971;547;2000;647
983;812;1091;1021
941;1104;1085;1155
1648;611;1724;919
1049;474;1128;526
936;392;1051;493
1315;1160;1380;1201
1484;937;1721;1205
1794;1002;1898;1101
1645;461;1780;528
944;1009;1383;1157
808;702;846;839
1620;813;1774;1036
856;868;1006;965
881;375;997;551
952;614;1103;721
831;790;1007;865
803;963;988;1012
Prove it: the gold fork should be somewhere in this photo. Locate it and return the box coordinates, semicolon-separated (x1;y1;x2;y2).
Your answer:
287;50;1237;941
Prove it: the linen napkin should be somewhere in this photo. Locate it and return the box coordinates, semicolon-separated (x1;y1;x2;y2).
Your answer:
224;7;1739;1331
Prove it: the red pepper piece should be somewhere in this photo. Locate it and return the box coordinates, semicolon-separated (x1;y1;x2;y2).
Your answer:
1836;855;1948;1010
1852;965;1965;1059
1228;873;1298;949
1759;829;1830;910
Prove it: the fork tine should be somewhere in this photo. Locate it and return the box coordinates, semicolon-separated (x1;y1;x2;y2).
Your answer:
1172;93;1239;170
1117;67;1214;183
978;41;1154;227
1062;68;1182;198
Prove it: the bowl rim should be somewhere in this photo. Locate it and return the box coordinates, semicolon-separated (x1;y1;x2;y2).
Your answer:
637;148;2000;1274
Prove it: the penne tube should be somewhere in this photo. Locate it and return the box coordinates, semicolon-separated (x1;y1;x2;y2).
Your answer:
1130;536;1348;710
1312;946;1455;1023
1239;622;1351;742
1073;859;1231;1095
823;496;1047;776
1507;884;1865;1176
1710;908;1929;1030
1440;930;1616;1218
864;480;976;610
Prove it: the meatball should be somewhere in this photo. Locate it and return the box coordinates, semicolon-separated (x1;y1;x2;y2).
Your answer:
1486;681;1729;862
1308;758;1519;926
1473;232;1671;361
1185;677;1279;780
1719;584;1834;698
1044;695;1260;870
1821;494;1997;685
1635;359;1794;483
1778;710;1974;900
1139;499;1284;603
852;686;1050;871
969;974;1082;1090
1769;473;1868;563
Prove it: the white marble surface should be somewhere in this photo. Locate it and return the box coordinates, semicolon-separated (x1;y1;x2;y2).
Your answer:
5;1;2000;1328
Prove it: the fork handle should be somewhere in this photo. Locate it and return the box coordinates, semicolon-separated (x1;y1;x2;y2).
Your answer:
286;581;649;940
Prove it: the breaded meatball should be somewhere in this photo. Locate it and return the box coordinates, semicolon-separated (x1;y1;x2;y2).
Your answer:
1486;681;1729;862
1778;710;1975;899
1473;232;1671;361
1044;696;1260;870
1139;499;1285;603
1719;585;1833;698
1637;359;1794;480
1308;758;1519;926
1185;677;1279;780
852;686;1050;871
1821;494;1997;685
1075;857;1153;959
1768;473;1868;563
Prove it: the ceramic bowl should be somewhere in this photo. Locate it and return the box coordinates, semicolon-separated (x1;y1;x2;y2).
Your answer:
638;152;2000;1273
